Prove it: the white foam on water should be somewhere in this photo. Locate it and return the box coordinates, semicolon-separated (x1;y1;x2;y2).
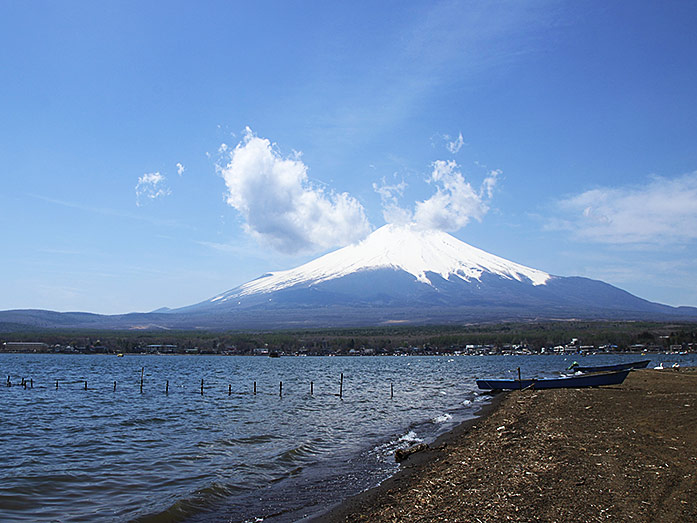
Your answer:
398;430;423;444
432;413;453;424
371;429;424;459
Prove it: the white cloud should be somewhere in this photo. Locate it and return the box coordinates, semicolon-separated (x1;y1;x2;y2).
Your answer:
176;162;185;176
135;172;170;206
219;128;372;254
555;172;697;245
373;177;412;225
446;132;465;154
373;161;499;232
414;161;498;231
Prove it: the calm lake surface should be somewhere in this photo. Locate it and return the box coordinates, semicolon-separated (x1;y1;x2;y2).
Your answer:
1;353;694;522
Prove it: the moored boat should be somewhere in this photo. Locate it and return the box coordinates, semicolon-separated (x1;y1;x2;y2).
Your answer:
476;369;631;391
567;359;650;373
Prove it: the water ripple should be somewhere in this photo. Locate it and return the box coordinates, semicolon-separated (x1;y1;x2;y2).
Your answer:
1;352;688;522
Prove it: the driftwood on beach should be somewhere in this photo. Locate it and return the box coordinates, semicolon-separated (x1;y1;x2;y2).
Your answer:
394;443;429;463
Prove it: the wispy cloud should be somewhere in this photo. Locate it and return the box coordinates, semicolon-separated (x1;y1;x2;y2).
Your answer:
135;172;171;206
176;162;185;176
373;176;411;225
374;161;500;232
552;172;697;245
218;128;372;254
195;238;300;266
299;2;559;149
28;194;194;230
36;247;84;256
445;132;465;154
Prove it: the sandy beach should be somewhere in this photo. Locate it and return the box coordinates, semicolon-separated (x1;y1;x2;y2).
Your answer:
313;368;697;523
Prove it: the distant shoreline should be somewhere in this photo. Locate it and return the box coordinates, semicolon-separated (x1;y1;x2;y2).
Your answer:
1;319;696;357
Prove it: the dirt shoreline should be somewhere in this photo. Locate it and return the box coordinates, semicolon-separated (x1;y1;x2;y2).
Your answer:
310;368;697;522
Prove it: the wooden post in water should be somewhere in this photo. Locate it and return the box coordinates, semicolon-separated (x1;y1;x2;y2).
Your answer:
140;367;144;394
6;376;10;387
391;382;394;398
30;379;33;389
84;381;87;390
310;381;314;395
113;381;116;392
279;381;283;397
23;379;27;390
517;367;522;382
55;379;58;390
339;373;343;399
228;384;231;396
201;378;204;395
166;380;169;394
253;381;256;395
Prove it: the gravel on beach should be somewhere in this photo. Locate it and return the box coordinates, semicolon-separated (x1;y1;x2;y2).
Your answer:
314;368;697;523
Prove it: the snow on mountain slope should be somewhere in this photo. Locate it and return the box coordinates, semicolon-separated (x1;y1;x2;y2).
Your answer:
209;224;550;304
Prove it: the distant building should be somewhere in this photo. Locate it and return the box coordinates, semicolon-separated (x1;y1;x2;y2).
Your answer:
2;342;49;352
144;344;178;353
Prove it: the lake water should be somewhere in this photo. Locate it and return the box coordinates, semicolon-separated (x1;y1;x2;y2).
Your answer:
1;352;694;522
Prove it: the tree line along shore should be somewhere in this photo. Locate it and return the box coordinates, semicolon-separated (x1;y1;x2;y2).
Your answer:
1;321;696;356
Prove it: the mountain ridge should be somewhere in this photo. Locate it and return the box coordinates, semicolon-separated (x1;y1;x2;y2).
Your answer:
1;224;696;331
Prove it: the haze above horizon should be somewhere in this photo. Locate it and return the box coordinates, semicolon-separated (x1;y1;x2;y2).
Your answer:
1;1;696;314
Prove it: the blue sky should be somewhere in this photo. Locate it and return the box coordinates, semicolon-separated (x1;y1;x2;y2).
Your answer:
2;0;697;314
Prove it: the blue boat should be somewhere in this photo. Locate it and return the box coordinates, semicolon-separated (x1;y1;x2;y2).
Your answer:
476;369;631;391
567;359;650;373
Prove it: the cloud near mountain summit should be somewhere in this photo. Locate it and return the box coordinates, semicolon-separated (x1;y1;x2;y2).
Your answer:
220;129;500;254
219;129;371;254
375;161;500;232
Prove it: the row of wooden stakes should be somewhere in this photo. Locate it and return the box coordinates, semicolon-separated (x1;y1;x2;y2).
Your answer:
5;372;397;398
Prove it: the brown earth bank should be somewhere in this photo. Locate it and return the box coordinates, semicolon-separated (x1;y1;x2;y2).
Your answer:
312;368;697;523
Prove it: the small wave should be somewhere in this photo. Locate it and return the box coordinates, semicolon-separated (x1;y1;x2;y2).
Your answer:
371;429;424;461
277;441;321;464
431;413;453;424
398;430;422;444
119;417;169;427
269;465;304;483
229;434;278;445
136;481;244;522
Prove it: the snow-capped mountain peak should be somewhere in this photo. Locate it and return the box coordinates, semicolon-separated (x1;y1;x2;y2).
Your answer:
5;225;695;331
209;224;550;303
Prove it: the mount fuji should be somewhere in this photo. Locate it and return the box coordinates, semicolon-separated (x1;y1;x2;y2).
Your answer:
167;224;696;328
2;224;696;330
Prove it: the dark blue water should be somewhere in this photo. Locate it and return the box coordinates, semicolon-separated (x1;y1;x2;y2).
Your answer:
1;353;693;522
